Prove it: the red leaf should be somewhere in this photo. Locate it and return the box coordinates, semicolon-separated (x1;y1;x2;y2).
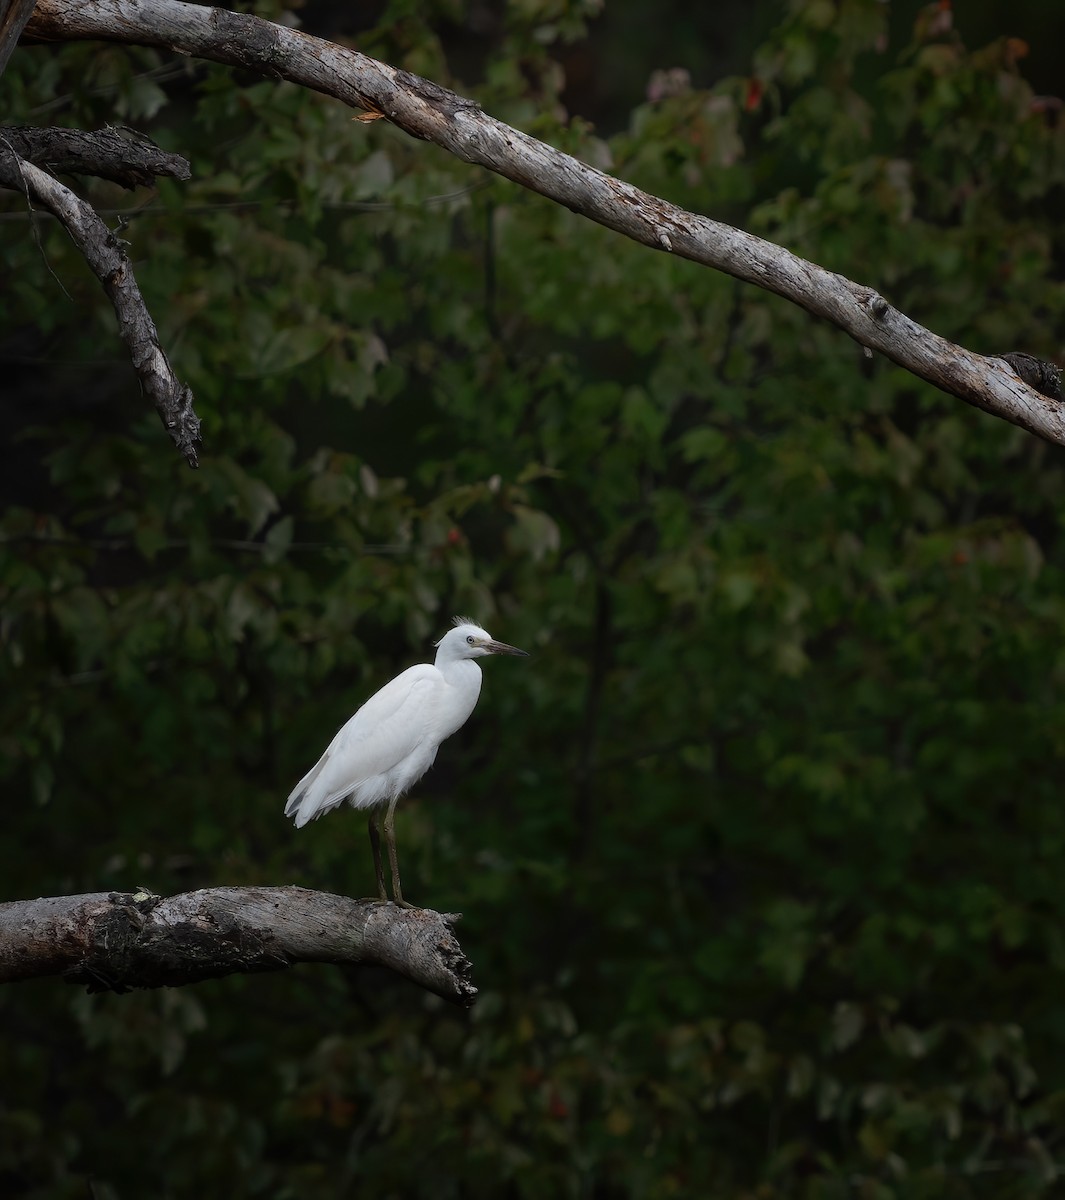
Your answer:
744;78;764;113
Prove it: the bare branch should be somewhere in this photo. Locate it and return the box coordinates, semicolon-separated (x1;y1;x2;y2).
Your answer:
2;124;191;187
0;886;477;1006
0;0;37;79
0;144;201;465
25;0;1065;447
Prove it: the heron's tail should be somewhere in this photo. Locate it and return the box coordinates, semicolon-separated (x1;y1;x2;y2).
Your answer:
284;787;309;827
285;750;331;827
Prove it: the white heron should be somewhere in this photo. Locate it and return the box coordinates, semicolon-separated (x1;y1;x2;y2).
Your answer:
285;617;528;907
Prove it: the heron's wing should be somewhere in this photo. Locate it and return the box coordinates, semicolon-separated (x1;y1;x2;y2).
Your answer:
285;666;440;826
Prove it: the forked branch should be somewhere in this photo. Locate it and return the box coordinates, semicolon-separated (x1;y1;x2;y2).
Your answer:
23;0;1065;447
0;144;201;464
0;886;477;1006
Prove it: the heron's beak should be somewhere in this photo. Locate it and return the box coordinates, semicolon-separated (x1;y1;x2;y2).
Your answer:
486;639;529;657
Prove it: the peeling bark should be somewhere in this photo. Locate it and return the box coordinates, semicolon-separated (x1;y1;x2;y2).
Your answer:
1;125;191;188
0;887;477;1007
999;352;1063;402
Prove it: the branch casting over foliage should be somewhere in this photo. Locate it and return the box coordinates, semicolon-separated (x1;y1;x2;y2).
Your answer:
22;0;1065;448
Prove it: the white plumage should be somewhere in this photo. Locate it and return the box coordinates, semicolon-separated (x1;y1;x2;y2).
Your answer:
286;617;527;906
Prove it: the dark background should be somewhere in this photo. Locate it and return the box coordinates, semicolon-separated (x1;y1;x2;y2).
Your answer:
2;0;1065;1196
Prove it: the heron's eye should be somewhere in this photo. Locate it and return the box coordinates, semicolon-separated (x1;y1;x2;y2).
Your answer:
466;635;475;645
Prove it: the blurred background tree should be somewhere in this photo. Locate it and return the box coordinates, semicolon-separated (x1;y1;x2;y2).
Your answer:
2;0;1065;1195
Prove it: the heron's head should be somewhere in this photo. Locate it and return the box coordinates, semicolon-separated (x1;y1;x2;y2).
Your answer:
435;617;529;660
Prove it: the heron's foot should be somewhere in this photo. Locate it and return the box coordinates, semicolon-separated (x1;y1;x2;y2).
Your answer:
357;895;417;910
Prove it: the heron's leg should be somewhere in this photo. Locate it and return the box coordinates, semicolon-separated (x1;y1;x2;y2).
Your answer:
368;812;387;902
383;795;415;909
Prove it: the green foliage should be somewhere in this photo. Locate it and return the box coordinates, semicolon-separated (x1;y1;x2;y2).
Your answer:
3;0;1065;1196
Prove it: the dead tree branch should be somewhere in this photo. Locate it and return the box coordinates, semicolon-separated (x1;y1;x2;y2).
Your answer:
23;0;1065;447
0;886;477;1006
2;124;191;187
0;144;201;464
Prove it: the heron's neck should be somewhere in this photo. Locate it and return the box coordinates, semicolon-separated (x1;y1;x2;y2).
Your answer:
435;655;483;731
435;650;482;688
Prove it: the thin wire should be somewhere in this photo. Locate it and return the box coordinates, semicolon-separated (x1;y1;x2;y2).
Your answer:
0;178;493;222
0;533;409;555
23;61;194;117
0;132;73;298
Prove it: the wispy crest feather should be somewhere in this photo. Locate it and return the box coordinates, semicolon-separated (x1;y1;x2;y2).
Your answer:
434;615;479;647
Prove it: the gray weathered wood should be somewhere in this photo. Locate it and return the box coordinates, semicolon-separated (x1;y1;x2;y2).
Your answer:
0;144;201;465
0;886;477;1006
24;0;1065;447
